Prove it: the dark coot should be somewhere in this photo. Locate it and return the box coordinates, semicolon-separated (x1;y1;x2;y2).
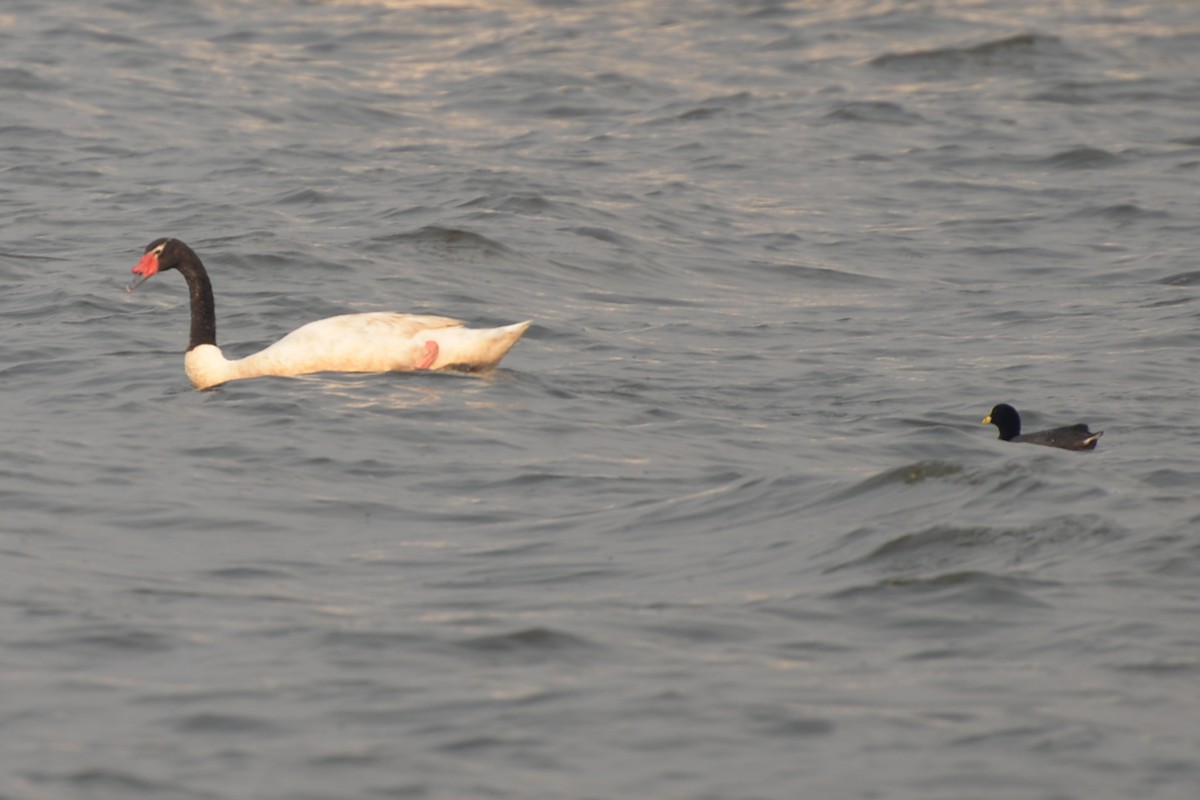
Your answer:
982;403;1102;451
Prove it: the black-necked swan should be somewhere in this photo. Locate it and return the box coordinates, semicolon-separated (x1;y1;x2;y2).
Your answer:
127;238;531;390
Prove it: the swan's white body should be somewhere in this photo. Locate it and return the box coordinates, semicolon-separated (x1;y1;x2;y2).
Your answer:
128;238;531;390
184;313;532;390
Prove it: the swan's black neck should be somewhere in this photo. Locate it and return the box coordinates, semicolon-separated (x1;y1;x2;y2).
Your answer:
173;243;218;350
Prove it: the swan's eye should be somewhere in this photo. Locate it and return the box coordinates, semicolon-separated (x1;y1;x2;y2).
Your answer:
142;237;171;256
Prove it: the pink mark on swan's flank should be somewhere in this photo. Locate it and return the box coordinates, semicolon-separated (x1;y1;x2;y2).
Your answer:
415;340;438;370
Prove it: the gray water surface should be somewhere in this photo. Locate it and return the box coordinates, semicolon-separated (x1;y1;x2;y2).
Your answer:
2;2;1199;798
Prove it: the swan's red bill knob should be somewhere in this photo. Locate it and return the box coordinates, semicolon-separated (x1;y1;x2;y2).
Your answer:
128;250;160;292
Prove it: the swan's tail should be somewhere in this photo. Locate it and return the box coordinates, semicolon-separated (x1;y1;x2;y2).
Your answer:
433;320;532;371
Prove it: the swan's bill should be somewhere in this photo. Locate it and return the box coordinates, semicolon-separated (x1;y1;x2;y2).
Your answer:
127;250;160;293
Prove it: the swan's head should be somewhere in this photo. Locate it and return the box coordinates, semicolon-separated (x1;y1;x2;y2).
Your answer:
128;237;179;292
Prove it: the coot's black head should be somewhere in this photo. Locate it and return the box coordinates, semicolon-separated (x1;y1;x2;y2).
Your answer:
982;403;1021;441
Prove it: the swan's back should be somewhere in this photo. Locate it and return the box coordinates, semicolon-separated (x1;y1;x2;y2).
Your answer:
233;312;527;377
267;313;466;352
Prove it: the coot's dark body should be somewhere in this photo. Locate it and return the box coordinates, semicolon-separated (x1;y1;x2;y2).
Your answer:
982;403;1102;451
